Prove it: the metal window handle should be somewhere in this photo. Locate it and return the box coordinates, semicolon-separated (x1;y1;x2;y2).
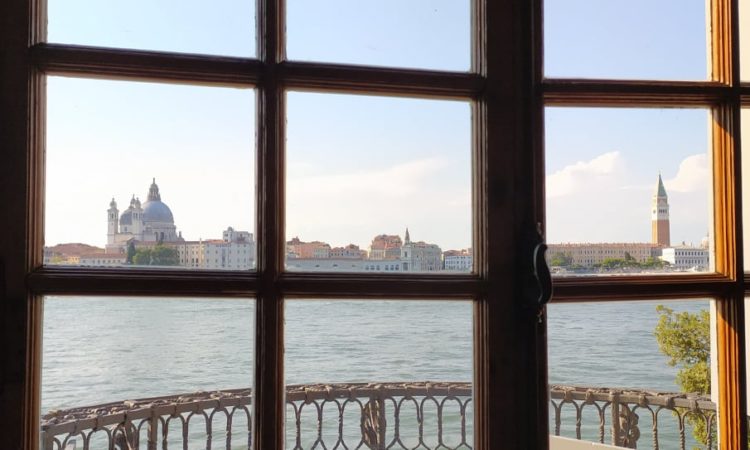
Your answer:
523;227;552;319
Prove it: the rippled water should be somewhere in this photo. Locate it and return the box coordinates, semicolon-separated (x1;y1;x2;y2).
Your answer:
42;297;708;449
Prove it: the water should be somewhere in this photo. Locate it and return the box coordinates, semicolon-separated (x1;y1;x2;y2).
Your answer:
42;297;709;449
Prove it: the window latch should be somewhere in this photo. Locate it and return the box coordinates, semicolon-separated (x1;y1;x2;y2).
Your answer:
523;224;552;322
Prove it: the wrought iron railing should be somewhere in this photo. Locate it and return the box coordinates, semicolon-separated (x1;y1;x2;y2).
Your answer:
41;383;716;450
550;385;716;449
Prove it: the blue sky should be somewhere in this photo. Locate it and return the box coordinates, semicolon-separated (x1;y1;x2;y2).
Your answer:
45;0;714;252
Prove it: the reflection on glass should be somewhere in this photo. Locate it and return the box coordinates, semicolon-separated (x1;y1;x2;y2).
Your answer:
41;296;255;449
545;107;713;276
48;0;255;57
286;0;470;71
285;300;473;449
545;0;707;80
45;77;256;270
548;300;715;449
285;92;472;274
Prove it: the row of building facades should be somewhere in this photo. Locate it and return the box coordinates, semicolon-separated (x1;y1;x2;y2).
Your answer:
43;178;473;271
43;175;711;272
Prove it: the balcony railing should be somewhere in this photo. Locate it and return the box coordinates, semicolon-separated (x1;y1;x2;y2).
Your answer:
41;382;715;450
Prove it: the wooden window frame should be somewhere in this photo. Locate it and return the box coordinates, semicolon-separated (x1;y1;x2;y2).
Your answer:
0;0;746;449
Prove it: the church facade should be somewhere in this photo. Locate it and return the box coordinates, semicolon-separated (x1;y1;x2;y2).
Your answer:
106;178;183;252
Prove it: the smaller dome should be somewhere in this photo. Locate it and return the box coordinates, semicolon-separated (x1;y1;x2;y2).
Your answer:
109;198;117;208
120;209;133;225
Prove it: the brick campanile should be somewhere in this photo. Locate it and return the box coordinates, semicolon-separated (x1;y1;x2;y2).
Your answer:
651;173;670;247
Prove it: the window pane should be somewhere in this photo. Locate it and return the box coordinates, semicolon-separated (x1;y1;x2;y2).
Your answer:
286;0;470;71
544;0;708;80
285;93;471;274
48;0;255;57
548;299;716;449
45;77;256;271
545;107;713;276
41;296;255;449
285;300;473;449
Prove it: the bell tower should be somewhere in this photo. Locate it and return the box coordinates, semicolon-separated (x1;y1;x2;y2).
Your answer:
107;198;119;245
651;173;670;247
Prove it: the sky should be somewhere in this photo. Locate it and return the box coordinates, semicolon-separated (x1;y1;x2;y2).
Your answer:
44;0;723;254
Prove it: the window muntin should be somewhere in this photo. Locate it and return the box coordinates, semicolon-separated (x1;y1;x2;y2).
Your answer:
47;0;256;57
45;77;256;271
286;0;470;71
545;107;713;277
285;92;472;274
544;0;708;80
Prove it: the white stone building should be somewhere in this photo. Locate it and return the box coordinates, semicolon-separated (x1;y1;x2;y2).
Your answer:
444;249;473;272
659;247;709;271
399;228;443;272
174;227;255;270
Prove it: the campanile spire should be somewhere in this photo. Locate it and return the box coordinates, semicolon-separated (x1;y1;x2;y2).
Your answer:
651;173;670;247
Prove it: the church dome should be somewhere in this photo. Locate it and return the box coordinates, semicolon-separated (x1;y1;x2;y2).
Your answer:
119;209;133;225
142;200;174;224
141;178;174;224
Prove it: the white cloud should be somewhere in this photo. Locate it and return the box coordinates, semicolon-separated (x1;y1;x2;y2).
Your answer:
546;151;624;199
664;153;709;193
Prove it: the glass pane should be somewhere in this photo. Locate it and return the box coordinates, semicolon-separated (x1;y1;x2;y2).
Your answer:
285;300;473;449
545;107;713;276
286;0;470;71
545;0;708;80
41;296;255;449
286;93;471;274
45;77;256;271
48;0;255;57
548;299;716;449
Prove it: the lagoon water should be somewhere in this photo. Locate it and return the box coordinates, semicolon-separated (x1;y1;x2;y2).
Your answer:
42;297;707;448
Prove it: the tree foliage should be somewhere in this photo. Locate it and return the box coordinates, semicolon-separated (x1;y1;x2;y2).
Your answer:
131;245;179;266
549;252;573;267
654;305;712;447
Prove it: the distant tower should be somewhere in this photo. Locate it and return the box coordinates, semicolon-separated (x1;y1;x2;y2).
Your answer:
651;173;670;247
404;227;411;245
131;196;143;239
107;198;119;244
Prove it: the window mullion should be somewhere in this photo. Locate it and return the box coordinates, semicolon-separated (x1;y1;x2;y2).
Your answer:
254;0;285;448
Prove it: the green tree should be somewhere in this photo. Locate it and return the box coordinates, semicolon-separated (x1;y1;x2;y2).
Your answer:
132;248;152;265
549;252;573;267
150;245;179;265
131;245;179;266
654;305;712;447
126;241;136;264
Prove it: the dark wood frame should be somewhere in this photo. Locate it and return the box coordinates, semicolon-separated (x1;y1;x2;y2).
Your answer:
0;0;747;449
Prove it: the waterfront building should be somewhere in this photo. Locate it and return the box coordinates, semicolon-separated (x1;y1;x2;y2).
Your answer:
659;246;709;271
286;237;331;259
329;244;367;259
286;258;367;272
107;179;183;252
444;249;473;271
173;227;255;270
368;234;403;259
651;173;671;247
547;242;658;267
78;253;126;267
400;228;443;272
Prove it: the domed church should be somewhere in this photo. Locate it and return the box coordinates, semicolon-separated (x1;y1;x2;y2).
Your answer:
106;179;183;250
